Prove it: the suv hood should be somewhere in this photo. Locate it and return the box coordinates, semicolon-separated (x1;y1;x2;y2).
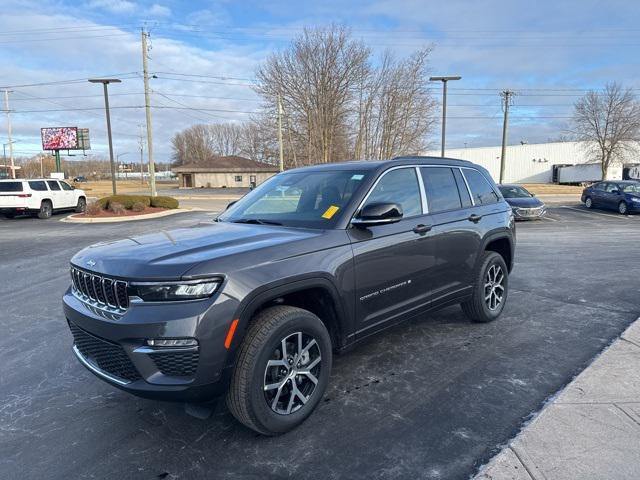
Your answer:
71;222;324;280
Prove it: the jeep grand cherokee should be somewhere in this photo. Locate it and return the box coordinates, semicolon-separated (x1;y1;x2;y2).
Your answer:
63;157;515;435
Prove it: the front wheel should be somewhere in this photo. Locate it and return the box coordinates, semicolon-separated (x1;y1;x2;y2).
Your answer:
75;197;87;213
618;201;628;215
461;251;509;323
584;197;593;209
226;306;332;435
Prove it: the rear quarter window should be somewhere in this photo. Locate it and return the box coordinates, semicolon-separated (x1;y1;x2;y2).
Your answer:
28;181;48;191
463;169;499;205
0;182;23;192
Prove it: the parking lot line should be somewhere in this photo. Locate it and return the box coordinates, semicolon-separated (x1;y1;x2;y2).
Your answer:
560;206;632;220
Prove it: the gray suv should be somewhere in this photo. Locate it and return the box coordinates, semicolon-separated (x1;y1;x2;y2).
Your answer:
63;157;515;435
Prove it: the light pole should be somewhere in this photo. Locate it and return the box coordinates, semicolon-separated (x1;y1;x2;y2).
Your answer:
2;141;16;179
117;152;130;180
429;75;461;157
89;78;121;195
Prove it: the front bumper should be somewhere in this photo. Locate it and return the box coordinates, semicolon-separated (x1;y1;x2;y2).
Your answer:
63;287;241;402
512;206;546;220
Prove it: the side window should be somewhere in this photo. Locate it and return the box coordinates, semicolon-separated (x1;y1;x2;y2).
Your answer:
28;181;48;191
453;169;473;207
605;183;618;193
363;168;422;218
594;182;606;191
463;169;499;205
60;181;73;191
421;167;462;213
47;180;61;191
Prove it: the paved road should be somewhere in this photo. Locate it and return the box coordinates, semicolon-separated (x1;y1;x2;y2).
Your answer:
1;206;639;479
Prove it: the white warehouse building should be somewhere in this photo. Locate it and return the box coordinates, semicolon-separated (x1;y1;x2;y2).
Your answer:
424;141;637;184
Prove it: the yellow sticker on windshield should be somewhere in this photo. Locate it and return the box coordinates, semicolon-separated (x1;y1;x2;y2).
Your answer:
322;205;340;219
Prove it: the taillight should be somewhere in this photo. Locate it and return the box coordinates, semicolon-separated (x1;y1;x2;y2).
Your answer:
17;194;32;198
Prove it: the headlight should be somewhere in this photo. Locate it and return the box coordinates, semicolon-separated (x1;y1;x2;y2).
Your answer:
631;197;640;203
130;278;222;301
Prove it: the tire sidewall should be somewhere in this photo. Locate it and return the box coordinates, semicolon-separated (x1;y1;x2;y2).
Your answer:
585;197;593;208
248;312;332;434
39;201;52;219
76;197;87;213
619;201;627;215
477;252;509;321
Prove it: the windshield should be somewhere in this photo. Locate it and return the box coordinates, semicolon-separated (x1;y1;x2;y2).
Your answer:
499;185;532;198
218;169;370;229
622;183;640;193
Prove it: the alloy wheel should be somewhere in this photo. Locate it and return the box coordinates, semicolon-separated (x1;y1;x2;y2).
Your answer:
619;202;628;215
484;264;505;311
263;331;321;415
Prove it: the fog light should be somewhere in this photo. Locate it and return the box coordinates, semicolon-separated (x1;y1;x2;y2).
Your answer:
146;338;198;347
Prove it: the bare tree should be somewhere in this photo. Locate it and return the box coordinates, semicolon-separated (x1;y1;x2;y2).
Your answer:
571;82;640;179
171;123;246;166
354;48;436;160
255;25;370;164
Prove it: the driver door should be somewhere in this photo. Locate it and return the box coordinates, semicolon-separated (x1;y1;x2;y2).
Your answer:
348;167;437;338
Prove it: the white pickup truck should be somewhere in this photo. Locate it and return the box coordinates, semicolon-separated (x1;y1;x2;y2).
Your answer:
0;179;87;219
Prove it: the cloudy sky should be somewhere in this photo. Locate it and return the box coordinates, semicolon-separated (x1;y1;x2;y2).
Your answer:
1;0;639;164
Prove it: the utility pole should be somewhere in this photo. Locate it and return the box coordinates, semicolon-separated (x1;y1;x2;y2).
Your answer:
142;29;157;196
429;76;461;157
3;90;15;179
89;78;121;194
499;90;514;184
138;124;145;184
277;94;284;172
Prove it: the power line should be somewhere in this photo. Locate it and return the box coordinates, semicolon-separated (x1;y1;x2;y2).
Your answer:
0;73;139;89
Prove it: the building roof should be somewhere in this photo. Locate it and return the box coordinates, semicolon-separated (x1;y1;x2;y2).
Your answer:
173;156;279;173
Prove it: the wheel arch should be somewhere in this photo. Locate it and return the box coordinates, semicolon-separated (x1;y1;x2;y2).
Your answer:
232;276;350;360
481;232;514;273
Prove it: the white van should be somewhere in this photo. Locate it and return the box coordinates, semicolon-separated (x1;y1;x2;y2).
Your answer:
0;179;87;219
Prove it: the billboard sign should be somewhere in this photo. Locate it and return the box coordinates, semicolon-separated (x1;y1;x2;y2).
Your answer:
77;128;91;150
41;127;79;150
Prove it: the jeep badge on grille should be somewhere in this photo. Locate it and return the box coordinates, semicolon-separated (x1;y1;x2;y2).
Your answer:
86;260;96;267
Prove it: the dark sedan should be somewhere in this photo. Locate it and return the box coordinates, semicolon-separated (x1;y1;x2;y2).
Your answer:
498;184;546;220
581;180;640;215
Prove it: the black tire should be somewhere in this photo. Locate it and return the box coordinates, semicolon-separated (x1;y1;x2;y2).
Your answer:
75;197;87;213
584;196;593;209
461;251;509;323
37;200;53;219
618;201;628;215
4;212;15;219
226;305;332;435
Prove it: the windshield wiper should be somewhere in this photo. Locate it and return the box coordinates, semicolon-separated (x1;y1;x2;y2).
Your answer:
232;218;283;226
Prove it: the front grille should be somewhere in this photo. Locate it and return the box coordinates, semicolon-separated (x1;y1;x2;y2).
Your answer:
68;321;141;382
150;351;199;377
70;266;129;311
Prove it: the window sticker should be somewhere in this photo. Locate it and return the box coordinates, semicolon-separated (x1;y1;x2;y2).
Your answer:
351;174;364;180
321;205;340;219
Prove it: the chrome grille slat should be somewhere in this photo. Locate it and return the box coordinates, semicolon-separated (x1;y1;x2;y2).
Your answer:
70;266;128;314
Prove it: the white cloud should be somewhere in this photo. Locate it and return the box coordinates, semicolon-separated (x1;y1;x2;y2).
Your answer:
87;0;136;15
148;4;171;18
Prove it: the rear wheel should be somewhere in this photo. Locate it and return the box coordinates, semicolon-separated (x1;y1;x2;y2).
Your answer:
75;197;87;213
3;212;15;219
37;200;53;219
618;201;628;215
584;197;593;209
461;251;509;323
226;305;332;435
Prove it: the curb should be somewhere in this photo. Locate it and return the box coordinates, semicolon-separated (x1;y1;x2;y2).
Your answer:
60;208;196;224
474;316;640;479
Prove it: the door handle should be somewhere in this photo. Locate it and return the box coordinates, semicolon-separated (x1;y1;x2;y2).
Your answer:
468;214;482;223
413;224;432;234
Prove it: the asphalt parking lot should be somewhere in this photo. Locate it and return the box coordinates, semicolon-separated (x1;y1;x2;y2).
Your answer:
1;205;639;480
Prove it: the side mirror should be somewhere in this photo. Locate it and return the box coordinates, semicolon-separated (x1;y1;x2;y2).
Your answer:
226;200;237;210
352;202;403;227
530;192;535;197
612;189;620;195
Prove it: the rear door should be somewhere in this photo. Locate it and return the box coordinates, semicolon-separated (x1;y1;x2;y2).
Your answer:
46;180;63;208
603;182;621;209
349;167;437;337
420;167;480;305
590;182;607;206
